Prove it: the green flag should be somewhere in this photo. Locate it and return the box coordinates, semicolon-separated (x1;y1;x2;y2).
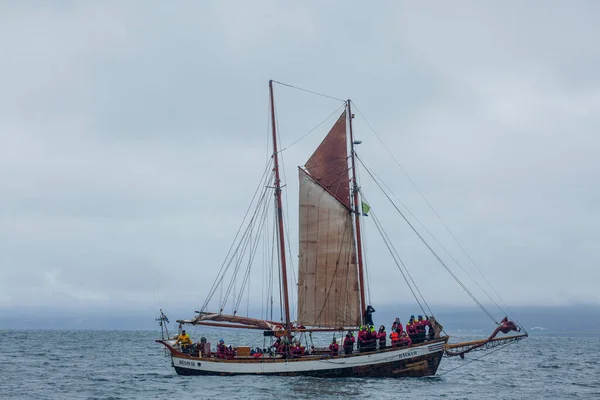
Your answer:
361;201;370;216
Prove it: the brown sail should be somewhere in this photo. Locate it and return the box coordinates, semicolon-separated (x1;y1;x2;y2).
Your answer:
305;111;351;210
180;312;283;331
297;111;360;327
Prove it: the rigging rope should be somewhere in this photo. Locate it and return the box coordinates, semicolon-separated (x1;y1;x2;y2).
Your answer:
356;155;510;321
357;156;498;324
233;192;273;313
220;182;272;311
272;80;347;103
367;205;429;317
363;193;434;317
279;103;346;153
351;101;514;321
201;158;274;312
438;338;520;376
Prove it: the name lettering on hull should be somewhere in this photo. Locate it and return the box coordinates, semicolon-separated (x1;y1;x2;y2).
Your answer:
398;351;418;359
178;360;200;367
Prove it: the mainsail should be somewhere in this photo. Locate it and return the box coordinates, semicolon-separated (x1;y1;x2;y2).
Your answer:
297;112;361;327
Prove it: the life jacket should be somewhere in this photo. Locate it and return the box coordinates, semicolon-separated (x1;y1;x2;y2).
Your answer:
390;331;399;346
416;319;425;333
406;322;417;335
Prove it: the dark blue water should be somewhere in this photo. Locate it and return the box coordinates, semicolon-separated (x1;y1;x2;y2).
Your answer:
0;330;598;399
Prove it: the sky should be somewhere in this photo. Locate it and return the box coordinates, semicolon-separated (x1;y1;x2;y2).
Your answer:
1;1;599;325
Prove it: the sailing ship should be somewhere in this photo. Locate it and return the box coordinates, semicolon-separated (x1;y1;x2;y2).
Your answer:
156;80;527;377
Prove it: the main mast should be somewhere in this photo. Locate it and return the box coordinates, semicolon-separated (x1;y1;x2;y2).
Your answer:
347;100;367;323
269;80;291;332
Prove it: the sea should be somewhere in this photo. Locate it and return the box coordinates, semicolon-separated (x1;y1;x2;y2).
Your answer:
0;329;598;399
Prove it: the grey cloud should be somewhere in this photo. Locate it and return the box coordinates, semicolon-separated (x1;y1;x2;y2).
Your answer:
1;1;599;318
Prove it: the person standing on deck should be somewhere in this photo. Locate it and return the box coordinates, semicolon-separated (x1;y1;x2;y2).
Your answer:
329;338;339;356
361;326;375;352
406;320;417;340
406;318;418;343
357;325;367;351
216;339;227;358
416;315;426;343
400;331;412;347
369;325;377;351
377;325;387;349
390;329;400;347
174;329;193;352
364;305;375;326
392;317;403;334
343;331;355;355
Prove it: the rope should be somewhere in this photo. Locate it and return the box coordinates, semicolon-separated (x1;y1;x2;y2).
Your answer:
366;201;434;317
272;80;346;103
279;103;346;152
357;156;498;324
219;182;272;311
438;339;520;376
368;206;429;317
201;158;274;312
352;101;514;322
357;155;507;320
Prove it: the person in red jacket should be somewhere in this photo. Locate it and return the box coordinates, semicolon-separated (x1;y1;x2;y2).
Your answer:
406;318;418;342
390;329;400;347
357;325;367;351
343;331;355;355
416;315;426;343
400;331;412;347
392;317;403;334
329;338;339;356
216;339;227;359
292;341;304;357
377;325;387;349
362;326;377;352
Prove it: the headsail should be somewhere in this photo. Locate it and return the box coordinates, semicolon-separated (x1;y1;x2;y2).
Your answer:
297;111;361;328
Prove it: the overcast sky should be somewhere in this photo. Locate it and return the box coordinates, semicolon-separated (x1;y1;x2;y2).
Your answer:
1;1;598;322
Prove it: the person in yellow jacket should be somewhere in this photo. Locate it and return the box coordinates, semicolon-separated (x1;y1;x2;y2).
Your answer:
175;329;193;352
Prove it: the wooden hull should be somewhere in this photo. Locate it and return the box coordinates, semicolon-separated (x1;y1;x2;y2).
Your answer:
161;338;447;378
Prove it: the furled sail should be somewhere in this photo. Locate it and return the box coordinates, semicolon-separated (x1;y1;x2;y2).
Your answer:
181;312;283;331
297;112;361;327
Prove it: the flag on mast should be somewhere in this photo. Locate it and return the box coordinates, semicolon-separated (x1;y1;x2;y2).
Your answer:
361;201;370;216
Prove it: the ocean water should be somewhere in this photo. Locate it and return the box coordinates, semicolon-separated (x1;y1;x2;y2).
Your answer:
0;329;598;399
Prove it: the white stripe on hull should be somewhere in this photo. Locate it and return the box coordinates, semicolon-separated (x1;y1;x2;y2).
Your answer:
171;342;441;375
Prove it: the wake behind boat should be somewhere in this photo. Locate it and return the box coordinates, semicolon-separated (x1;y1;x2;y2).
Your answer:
156;80;527;377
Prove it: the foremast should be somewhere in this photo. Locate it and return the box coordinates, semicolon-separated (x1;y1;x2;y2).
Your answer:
269;80;291;333
347;100;367;324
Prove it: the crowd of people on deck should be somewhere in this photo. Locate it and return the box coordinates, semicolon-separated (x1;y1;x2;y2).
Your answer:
327;314;434;356
173;310;437;359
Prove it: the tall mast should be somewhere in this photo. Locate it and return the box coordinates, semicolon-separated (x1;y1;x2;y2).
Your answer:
347;99;367;323
269;80;291;332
